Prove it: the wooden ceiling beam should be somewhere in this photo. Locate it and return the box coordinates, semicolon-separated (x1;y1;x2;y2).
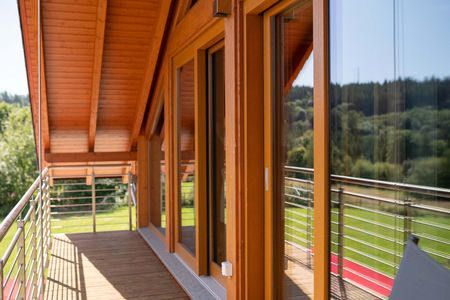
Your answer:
45;151;137;163
128;0;173;149
18;0;50;153
88;0;108;151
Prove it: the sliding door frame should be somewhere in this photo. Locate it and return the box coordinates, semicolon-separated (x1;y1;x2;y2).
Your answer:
260;0;330;298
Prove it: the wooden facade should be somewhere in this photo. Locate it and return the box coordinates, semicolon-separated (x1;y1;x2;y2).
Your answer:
20;0;332;299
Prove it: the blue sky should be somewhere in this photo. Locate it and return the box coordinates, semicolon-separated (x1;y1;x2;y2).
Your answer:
0;0;28;95
295;0;450;87
330;0;450;84
1;0;448;94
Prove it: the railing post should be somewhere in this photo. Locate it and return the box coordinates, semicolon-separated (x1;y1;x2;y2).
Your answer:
30;200;37;299
1;259;4;300
92;173;96;233
128;172;132;231
17;220;26;300
39;182;45;297
306;180;312;269
337;187;347;300
401;195;412;274
45;177;52;255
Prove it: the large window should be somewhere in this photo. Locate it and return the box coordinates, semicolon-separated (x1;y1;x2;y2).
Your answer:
329;0;450;298
177;59;196;255
207;45;226;279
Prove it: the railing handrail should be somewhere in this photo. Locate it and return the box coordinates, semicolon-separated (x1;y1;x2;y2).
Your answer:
0;168;48;243
285;165;450;199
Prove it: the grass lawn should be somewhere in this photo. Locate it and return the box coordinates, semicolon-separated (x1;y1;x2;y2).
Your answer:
51;205;136;234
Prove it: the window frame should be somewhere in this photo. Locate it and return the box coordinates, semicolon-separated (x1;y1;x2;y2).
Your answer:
262;0;330;298
206;40;227;285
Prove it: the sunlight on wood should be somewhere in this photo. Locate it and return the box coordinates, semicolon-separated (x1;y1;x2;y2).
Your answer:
45;231;188;300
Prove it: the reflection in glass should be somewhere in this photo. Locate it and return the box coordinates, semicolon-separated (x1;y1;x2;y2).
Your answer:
273;1;314;298
330;0;450;298
177;59;196;255
160;125;166;232
209;48;227;265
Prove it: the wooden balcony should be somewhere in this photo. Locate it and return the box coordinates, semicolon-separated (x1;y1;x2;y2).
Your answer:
45;231;187;300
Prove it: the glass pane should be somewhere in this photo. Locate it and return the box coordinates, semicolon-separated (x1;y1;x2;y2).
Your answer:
177;59;196;255
329;0;450;298
273;2;314;298
209;48;226;265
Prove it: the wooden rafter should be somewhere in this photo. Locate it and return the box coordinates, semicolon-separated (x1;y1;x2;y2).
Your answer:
19;0;50;153
128;0;173;150
39;36;50;152
44;151;137;163
88;0;108;151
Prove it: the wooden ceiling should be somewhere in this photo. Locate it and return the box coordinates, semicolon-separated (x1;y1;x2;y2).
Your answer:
18;0;172;174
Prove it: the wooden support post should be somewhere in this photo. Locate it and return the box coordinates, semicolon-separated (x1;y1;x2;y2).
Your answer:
137;136;149;228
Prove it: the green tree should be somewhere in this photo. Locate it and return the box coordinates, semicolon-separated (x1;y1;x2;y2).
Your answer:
0;105;37;216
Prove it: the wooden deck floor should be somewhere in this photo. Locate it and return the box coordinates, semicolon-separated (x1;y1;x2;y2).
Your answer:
44;231;189;300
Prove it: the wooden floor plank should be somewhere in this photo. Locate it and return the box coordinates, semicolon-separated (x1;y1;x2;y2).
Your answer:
44;231;189;300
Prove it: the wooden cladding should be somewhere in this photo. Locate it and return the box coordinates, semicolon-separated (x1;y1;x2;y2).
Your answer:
19;0;173;157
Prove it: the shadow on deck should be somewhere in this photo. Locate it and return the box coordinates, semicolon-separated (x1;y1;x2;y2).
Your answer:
44;231;188;300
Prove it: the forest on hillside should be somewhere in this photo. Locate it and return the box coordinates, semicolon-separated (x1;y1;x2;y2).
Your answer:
0;92;37;217
285;77;450;189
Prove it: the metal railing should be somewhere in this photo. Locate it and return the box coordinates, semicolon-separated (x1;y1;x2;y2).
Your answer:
283;166;450;298
0;169;51;300
49;166;135;234
0;164;137;299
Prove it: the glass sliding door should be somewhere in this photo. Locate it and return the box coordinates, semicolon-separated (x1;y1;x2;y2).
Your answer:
268;1;314;298
329;0;450;298
177;59;196;255
207;44;226;282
